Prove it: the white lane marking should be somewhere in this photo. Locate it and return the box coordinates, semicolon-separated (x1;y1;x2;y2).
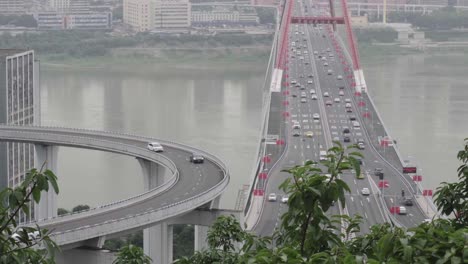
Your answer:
353;179;357;185
367;197;370;203
294;145;297;149
365;212;368;219
390;198;394;204
306;145;310;149
350;196;354;202
360;201;364;207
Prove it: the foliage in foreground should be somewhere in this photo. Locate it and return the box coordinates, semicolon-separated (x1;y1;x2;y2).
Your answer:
0;168;59;263
113;244;152;264
176;140;468;263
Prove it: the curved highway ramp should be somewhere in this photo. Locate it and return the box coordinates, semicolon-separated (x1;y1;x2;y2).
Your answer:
0;125;229;249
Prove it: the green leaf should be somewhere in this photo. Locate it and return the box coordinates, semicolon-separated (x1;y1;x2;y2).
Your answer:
44;170;59;194
32;187;41;203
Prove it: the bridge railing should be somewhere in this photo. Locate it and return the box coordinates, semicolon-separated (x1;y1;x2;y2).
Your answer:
50;167;229;246
242;12;279;216
0;128;179;224
0;125;229;231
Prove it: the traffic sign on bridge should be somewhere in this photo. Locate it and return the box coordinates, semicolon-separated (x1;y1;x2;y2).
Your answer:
423;189;433;196
390;206;400;214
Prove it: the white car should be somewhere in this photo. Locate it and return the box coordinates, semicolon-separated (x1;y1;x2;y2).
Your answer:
323;62;329;66
361;188;370;196
324;92;330;97
307;80;313;84
310;89;316;94
268;193;277;201
337;75;343;80
281;196;289;203
147;142;164;152
334;98;341;103
313;113;320;119
345;98;351;103
311;94;318;100
339;91;344;96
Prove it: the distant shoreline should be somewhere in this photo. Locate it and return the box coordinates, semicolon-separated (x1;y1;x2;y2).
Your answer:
40;46;271;70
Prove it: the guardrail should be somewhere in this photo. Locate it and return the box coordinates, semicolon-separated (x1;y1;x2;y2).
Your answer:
50;170;228;245
0;128;179;224
0;125;229;244
243;20;279;216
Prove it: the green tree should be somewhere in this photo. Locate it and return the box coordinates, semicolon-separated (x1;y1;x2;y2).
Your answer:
173;225;194;259
434;138;468;227
113;244;152;264
175;140;468;263
112;6;123;21
72;204;90;213
57;208;69;216
0;168;59;263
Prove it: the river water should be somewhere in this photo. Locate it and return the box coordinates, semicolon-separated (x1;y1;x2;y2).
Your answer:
41;53;466;210
362;53;468;193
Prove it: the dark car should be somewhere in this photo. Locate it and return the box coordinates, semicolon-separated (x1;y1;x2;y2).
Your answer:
349;115;357;121
403;198;414;206
343;136;351;143
190;153;205;163
374;168;384;177
343;128;350;134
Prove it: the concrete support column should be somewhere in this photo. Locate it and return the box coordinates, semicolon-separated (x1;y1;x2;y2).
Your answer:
144;222;173;264
194;225;209;252
34;144;58;220
137;158;167;190
138;158;171;264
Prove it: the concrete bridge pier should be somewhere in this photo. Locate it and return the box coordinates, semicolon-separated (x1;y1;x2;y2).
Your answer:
194;225;209;251
144;222;173;264
34;144;58;221
137;158;168;188
137;158;171;264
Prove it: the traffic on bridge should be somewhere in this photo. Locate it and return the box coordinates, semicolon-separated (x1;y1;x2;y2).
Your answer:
249;0;433;237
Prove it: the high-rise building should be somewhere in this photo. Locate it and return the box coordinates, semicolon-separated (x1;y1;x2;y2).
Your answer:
123;0;191;32
0;0;25;14
123;0;152;32
0;49;40;223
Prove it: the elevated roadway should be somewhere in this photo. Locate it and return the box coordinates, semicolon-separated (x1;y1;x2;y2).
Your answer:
0;125;229;251
252;0;429;237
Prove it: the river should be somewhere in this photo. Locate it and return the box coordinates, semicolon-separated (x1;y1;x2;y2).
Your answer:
40;52;466;211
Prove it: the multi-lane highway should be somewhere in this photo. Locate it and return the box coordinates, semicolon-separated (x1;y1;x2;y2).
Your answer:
254;1;428;237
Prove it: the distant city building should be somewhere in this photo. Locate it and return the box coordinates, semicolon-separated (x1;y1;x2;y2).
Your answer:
123;0;190;32
191;6;259;26
153;0;191;30
123;0;154;32
250;0;279;6
37;12;113;30
192;10;240;25
0;49;40;223
347;0;448;5
0;0;26;14
48;0;91;12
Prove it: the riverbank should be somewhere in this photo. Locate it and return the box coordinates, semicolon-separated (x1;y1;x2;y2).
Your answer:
40;46;271;70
